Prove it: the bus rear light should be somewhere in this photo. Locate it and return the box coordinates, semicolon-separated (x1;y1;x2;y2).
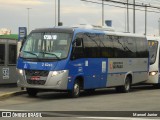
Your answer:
149;71;158;76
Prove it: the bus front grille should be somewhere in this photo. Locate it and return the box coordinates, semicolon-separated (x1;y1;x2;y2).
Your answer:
27;79;46;85
25;70;49;77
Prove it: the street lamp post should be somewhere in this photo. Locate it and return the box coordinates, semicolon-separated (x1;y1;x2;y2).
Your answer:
126;0;129;32
27;8;31;34
133;0;135;33
144;4;147;36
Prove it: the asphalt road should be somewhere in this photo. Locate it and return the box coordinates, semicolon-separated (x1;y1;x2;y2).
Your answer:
0;85;160;120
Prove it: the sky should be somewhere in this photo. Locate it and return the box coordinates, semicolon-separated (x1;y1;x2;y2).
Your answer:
0;0;160;35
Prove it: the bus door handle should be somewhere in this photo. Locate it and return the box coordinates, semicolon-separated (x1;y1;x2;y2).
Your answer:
93;75;96;78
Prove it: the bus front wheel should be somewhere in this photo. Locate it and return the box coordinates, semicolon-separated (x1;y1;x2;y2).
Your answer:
116;77;131;93
69;80;80;98
26;88;38;97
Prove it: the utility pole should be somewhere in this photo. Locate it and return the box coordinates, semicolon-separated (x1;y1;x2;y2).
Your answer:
127;0;129;32
144;5;147;36
58;0;61;26
57;0;62;26
133;0;135;33
102;0;104;26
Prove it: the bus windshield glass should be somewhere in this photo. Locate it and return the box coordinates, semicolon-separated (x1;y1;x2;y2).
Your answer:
148;40;158;65
21;32;72;60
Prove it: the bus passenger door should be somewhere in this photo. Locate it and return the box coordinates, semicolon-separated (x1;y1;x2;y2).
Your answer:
69;33;107;90
68;37;85;89
70;35;102;89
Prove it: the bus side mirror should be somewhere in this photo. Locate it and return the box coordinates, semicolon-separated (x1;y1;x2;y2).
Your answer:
75;38;82;46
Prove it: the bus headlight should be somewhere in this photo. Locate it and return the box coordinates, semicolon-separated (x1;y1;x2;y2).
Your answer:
149;71;158;76
18;69;23;75
51;70;66;76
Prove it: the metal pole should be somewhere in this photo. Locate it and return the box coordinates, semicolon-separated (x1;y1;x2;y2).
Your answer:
102;0;104;26
55;0;57;26
145;5;147;35
159;18;160;36
133;0;135;33
27;8;31;34
58;0;60;26
127;0;129;32
124;4;126;32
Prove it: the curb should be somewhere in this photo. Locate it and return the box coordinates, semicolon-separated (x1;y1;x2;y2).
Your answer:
0;91;27;100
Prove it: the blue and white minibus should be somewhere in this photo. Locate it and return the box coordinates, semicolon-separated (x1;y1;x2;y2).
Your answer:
146;36;160;87
17;25;149;97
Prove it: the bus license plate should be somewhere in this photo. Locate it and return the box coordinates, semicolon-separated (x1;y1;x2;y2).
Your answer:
31;76;40;80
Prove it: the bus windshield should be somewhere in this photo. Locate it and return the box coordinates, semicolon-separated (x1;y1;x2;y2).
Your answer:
148;40;158;65
21;32;72;61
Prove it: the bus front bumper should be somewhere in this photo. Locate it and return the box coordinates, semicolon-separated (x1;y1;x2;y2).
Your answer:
17;69;69;90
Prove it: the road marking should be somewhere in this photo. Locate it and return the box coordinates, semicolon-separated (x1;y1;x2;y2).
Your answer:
0;109;25;111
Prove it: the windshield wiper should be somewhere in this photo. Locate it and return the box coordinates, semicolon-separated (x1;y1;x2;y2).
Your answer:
23;51;41;61
39;51;60;60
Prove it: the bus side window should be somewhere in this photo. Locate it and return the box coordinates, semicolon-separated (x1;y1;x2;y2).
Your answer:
0;44;5;65
71;34;84;60
112;36;126;58
100;35;114;58
136;38;149;58
159;49;160;67
83;33;100;58
8;44;17;65
123;37;137;58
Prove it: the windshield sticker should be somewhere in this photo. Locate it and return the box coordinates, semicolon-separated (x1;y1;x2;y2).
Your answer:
52;35;57;40
44;35;57;40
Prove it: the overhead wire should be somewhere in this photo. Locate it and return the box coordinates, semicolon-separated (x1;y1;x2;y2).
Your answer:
81;0;160;13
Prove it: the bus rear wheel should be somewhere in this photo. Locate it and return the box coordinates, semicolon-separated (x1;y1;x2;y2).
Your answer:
69;80;80;98
26;88;38;97
116;77;131;93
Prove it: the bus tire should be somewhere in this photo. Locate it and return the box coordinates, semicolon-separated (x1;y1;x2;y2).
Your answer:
69;80;80;98
26;88;38;97
153;83;160;89
116;77;131;93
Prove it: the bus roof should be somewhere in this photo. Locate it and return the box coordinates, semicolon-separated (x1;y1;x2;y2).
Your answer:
32;26;145;38
33;27;74;33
